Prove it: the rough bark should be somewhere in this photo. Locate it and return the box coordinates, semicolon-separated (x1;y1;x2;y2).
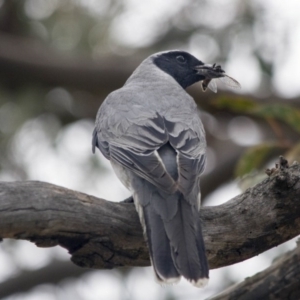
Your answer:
0;161;300;271
209;241;300;300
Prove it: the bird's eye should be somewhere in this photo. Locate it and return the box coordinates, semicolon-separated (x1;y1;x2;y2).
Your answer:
176;55;186;63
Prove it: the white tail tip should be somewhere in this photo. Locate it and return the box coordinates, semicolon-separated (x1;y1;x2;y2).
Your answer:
190;277;209;288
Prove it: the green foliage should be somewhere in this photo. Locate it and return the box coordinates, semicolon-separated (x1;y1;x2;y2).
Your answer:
213;97;300;134
213;97;300;177
254;104;300;134
213;96;257;113
235;142;283;177
285;142;300;163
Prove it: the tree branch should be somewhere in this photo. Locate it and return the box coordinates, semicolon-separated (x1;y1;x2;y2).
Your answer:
0;260;88;299
1;32;300;109
0;33;133;93
209;241;300;300
0;162;300;271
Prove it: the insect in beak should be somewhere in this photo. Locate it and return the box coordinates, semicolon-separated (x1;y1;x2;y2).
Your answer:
196;63;241;93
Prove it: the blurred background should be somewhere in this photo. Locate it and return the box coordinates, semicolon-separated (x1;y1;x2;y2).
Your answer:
0;0;300;299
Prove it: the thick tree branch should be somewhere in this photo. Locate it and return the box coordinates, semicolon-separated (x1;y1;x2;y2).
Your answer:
0;162;300;271
209;241;300;300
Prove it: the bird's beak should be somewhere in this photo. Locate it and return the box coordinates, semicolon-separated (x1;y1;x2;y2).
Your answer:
194;63;225;79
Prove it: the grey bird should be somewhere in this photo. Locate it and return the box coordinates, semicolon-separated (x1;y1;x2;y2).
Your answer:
92;50;222;287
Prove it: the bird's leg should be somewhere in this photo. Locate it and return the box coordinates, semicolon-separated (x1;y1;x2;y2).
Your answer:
121;195;134;203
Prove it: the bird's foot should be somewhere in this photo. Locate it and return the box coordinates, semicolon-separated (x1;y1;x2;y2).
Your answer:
121;196;134;203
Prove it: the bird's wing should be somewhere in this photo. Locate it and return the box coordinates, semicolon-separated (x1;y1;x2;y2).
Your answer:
164;115;206;205
94;94;177;193
93;91;206;197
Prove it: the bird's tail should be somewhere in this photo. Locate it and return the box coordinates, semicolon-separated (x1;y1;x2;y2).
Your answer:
134;183;209;287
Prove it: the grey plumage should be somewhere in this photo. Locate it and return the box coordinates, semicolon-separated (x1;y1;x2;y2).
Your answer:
93;50;221;287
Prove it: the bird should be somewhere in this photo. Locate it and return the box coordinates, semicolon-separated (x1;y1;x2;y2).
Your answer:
92;50;221;287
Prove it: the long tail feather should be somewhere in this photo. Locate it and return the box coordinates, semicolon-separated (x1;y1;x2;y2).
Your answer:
133;180;209;286
143;203;180;283
164;195;209;285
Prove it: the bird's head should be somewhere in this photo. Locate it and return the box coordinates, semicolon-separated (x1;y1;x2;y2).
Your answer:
152;50;223;89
